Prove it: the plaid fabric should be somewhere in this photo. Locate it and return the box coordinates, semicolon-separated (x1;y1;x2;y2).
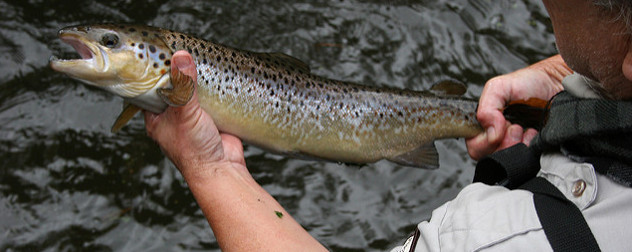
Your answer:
531;91;632;187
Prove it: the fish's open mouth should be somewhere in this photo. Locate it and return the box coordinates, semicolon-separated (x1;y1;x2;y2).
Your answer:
51;33;95;63
62;35;94;60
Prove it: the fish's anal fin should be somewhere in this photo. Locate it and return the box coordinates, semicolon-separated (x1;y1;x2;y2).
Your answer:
388;142;440;169
111;103;142;133
430;79;467;96
158;68;195;107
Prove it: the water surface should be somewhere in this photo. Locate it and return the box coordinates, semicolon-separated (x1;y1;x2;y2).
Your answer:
0;0;556;251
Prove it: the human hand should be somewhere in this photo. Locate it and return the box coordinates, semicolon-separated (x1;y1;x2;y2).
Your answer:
466;55;572;160
144;51;247;179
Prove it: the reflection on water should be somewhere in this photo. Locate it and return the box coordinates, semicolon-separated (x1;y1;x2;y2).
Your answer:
0;0;555;250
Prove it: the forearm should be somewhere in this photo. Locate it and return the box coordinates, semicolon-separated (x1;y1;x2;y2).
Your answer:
181;161;327;252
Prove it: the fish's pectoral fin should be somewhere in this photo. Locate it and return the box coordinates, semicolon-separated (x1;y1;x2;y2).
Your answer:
111;103;143;133
158;68;195;107
388;142;440;169
430;79;467;97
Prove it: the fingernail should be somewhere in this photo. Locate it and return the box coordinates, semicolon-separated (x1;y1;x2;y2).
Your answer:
486;126;496;142
509;127;521;141
174;55;192;70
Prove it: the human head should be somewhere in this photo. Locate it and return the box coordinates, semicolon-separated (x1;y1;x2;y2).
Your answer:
542;0;632;100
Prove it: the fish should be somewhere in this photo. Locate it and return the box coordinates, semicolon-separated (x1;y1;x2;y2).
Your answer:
49;24;536;169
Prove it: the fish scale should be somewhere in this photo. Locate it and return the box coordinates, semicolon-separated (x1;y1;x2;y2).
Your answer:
50;24;484;169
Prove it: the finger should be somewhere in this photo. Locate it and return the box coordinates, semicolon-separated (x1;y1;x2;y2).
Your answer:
476;78;512;145
466;133;496;160
522;128;538;146
172;51;197;81
498;124;524;150
144;110;161;137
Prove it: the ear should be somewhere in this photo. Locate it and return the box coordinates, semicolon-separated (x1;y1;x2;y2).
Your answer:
622;43;632;83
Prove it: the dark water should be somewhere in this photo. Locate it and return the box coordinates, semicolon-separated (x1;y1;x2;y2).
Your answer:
0;0;556;251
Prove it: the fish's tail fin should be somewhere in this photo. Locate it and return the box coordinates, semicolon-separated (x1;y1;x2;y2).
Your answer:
503;98;549;131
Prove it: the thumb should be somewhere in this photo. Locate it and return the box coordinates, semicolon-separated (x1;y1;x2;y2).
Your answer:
172;50;198;81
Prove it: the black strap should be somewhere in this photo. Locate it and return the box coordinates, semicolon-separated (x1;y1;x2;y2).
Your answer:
473;143;541;189
519;177;601;252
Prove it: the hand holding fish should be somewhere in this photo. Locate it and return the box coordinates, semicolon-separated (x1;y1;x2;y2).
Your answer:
466;55;572;160
143;51;247;178
143;51;327;251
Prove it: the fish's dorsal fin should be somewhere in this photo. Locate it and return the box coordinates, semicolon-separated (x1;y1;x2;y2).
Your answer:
111;103;142;133
430;79;467;96
387;141;440;169
257;52;310;73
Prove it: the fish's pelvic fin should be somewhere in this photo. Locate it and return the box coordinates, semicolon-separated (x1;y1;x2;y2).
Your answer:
430;79;467;96
388;142;440;169
158;68;195;107
111;103;142;133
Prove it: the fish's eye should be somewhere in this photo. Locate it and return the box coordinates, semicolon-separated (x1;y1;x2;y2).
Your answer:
100;33;120;48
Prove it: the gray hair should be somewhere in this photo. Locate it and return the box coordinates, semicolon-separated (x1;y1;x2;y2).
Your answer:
593;0;632;33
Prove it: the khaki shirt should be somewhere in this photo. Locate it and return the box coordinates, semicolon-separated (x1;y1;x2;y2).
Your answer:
391;153;632;251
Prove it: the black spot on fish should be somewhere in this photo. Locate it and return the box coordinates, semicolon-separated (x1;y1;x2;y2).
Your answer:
139;44;144;49
202;59;207;64
153;63;158;68
194;48;199;56
270;90;275;96
225;76;230;82
129;28;136;32
138;53;144;59
217;56;221;62
464;115;469;120
251;67;255;74
231;52;236;57
180;34;185;40
142;31;148;36
200;43;205;49
159;53;166;60
164;59;171;66
318;83;324;88
187;48;192;54
149;45;156;53
171;42;176;49
397;111;403;117
131;43;135;46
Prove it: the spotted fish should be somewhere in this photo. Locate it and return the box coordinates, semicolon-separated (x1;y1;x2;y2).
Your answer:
50;24;518;169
